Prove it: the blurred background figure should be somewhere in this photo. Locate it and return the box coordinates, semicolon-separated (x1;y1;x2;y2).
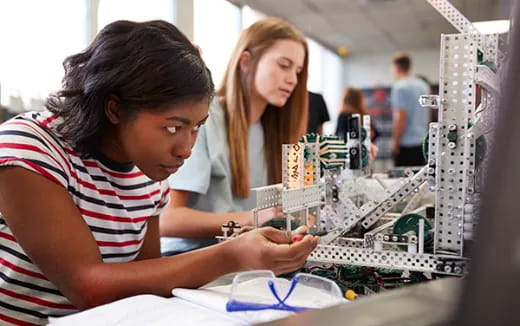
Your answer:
307;90;330;135
390;53;429;167
335;87;378;142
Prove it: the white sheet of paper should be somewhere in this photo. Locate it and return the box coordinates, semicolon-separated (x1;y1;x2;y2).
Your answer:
47;294;246;326
48;277;345;325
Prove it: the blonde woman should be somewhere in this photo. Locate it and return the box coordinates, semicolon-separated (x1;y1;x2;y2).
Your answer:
160;18;310;255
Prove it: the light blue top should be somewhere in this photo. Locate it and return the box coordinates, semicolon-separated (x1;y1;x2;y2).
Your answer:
391;76;430;146
160;99;268;254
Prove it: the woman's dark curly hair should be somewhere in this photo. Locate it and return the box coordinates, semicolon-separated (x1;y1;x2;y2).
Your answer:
46;20;214;156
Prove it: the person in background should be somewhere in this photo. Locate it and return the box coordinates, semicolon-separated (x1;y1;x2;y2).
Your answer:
0;20;317;325
159;17;310;256
335;87;378;142
307;90;330;134
390;53;429;167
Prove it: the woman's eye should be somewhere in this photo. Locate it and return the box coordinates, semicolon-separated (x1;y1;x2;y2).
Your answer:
192;125;200;132
167;126;179;134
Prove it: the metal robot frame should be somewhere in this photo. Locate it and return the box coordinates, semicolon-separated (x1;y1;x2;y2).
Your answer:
219;0;505;276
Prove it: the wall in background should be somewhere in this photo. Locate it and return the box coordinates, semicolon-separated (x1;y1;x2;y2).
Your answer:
0;0;88;111
307;39;344;135
193;0;241;87
343;49;440;89
97;0;175;32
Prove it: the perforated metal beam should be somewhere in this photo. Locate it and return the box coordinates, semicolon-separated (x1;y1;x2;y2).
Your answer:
361;167;429;229
309;244;467;275
251;184;282;210
281;184;321;214
433;34;478;256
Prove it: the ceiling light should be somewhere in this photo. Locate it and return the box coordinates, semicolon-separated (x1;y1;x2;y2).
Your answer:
337;46;349;57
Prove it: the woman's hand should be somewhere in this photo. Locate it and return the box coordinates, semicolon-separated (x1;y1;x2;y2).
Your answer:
230;226;319;275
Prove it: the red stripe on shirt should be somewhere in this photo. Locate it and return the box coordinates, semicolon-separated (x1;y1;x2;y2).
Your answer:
1;157;157;203
3;120;70;174
161;184;170;196
0;312;39;326
0;287;75;310
39;115;58;128
0;158;63;187
0;258;47;281
0;143;56;159
0;130;152;201
62;149;143;179
68;168;155;201
69;173;159;201
118;189;160;200
70;172;119;197
83;161;144;178
157;187;171;208
63;148;79;158
79;208;148;223
0;232;16;242
96;239;143;247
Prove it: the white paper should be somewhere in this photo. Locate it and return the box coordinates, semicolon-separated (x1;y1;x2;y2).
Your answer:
49;277;345;325
48;294;245;326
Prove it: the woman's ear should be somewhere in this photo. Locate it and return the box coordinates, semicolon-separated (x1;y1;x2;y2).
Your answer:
239;51;252;73
105;97;121;124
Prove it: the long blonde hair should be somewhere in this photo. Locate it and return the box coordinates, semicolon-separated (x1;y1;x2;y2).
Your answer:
217;17;309;197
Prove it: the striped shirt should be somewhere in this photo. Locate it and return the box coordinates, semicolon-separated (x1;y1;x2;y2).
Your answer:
0;111;170;325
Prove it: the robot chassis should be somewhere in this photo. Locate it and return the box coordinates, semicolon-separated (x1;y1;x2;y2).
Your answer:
219;0;505;276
